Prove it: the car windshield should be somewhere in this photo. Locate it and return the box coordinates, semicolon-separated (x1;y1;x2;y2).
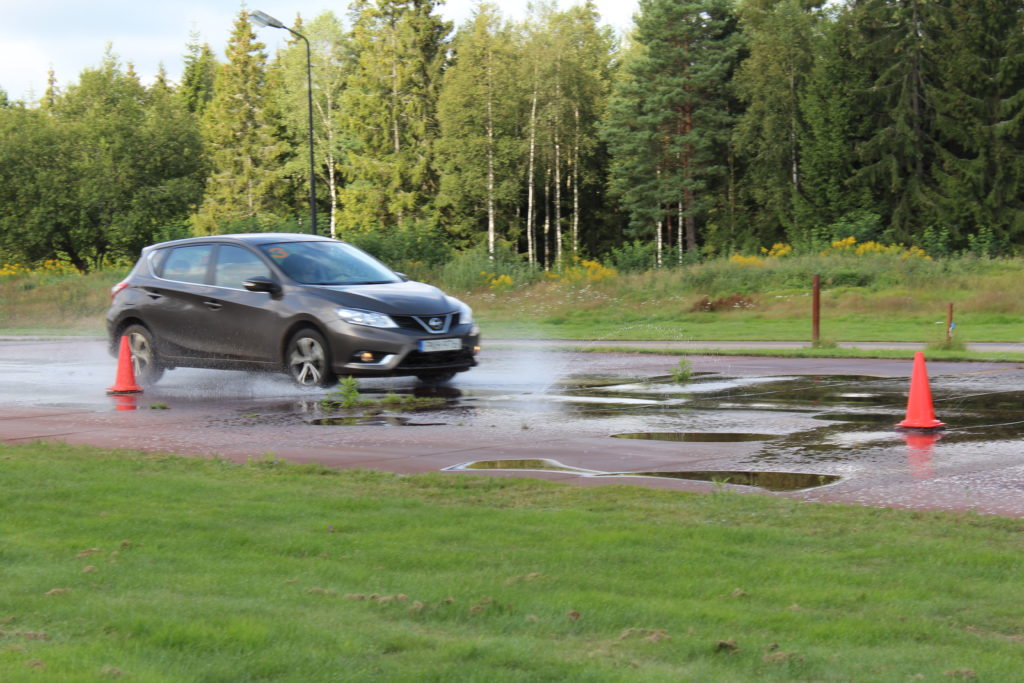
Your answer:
261;241;401;285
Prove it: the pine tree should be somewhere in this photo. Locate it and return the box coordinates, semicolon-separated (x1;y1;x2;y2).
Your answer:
180;34;218;115
794;7;871;247
192;10;288;235
338;0;450;234
733;0;817;245
848;0;947;242
931;0;1024;250
604;0;742;261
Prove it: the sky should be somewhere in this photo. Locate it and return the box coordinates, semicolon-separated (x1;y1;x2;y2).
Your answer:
0;1;638;103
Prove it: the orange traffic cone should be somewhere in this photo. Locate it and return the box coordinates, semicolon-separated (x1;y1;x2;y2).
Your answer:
896;351;943;430
107;336;143;395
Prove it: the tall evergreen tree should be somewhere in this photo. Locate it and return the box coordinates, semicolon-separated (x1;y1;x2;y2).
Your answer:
338;0;450;234
931;0;1024;250
604;0;742;261
734;0;817;245
180;34;218;115
848;0;947;242
794;5;871;247
192;11;287;234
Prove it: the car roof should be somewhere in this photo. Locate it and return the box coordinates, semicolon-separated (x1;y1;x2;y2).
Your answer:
143;233;335;252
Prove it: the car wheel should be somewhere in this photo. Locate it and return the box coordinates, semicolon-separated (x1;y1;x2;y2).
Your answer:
121;324;164;386
416;371;457;384
287;329;336;387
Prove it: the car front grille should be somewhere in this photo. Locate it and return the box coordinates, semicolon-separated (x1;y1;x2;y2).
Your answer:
391;312;456;334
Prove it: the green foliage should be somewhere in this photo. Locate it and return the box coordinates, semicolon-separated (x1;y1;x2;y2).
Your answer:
343;220;453;273
433;242;539;292
607;239;657;273
436;4;522;254
191;10;288;236
603;0;743;258
671;357;693;383
4;0;1024;267
0;50;203;271
337;0;450;235
321;376;363;409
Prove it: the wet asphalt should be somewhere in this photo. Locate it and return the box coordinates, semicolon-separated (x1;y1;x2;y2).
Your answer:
1;338;1022;517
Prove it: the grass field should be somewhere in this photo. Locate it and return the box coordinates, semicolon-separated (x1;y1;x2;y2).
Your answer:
2;442;1022;681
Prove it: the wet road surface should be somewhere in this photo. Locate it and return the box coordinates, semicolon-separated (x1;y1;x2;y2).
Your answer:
1;338;1022;516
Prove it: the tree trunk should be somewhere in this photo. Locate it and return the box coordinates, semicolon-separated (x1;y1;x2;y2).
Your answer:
486;46;496;259
554;130;562;267
655;218;663;268
572;106;581;256
543;165;552;270
677;201;684;265
526;85;538;266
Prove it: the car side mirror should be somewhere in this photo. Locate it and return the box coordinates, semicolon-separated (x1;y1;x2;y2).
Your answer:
243;276;282;294
395;272;410;282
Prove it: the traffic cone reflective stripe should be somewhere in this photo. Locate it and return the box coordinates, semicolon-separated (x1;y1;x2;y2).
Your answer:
107;335;143;395
896;351;943;429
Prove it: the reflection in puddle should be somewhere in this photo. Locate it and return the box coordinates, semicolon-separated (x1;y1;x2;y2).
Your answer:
456;458;599;474
446;458;840;491
612;432;776;443
904;431;943;479
610;470;841;491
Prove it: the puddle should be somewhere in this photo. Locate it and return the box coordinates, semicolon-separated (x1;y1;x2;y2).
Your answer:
603;470;841;491
445;459;840;491
612;432;776;443
454;458;599;474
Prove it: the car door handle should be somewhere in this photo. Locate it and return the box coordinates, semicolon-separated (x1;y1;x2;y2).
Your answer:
143;288;163;300
203;300;223;310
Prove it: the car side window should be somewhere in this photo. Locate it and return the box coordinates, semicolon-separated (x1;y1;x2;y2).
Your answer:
159;245;214;284
214;245;271;290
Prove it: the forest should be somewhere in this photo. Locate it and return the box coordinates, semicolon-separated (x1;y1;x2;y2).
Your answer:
2;0;1024;274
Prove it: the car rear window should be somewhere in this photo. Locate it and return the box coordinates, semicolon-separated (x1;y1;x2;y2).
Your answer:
158;245;214;284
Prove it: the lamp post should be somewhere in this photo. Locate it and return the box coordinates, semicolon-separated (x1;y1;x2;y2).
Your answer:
250;9;317;236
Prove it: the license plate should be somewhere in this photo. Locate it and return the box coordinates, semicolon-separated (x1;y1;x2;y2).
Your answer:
419;338;462;353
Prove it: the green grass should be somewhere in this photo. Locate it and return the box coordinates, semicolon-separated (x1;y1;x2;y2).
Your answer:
2;442;1022;681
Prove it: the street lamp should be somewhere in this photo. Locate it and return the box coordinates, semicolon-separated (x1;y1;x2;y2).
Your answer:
250;9;317;236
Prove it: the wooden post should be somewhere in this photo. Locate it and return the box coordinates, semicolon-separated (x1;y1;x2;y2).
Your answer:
812;274;821;345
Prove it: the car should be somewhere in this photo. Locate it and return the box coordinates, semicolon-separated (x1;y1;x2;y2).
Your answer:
106;233;480;387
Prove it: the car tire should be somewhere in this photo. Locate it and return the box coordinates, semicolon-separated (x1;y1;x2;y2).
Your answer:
121;323;164;386
416;371;457;384
286;328;336;387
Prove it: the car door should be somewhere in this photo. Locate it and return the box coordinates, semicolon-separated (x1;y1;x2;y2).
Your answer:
140;243;219;358
200;244;284;364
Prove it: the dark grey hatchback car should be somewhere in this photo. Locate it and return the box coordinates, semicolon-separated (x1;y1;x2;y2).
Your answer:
106;233;480;387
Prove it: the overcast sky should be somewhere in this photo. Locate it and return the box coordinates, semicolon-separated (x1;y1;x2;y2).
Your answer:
0;1;637;103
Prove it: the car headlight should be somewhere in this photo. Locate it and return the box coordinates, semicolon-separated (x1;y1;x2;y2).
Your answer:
337;307;397;328
456;300;473;325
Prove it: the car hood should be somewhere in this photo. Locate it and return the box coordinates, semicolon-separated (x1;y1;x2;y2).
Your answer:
305;280;455;315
